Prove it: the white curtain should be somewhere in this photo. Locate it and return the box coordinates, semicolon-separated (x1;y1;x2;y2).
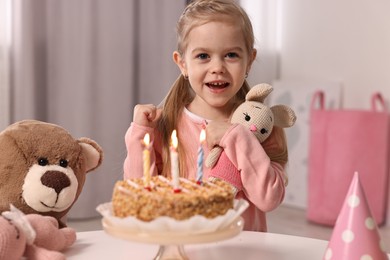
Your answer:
9;0;185;219
0;0;11;130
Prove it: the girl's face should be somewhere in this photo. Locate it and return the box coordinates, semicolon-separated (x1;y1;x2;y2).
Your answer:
174;20;256;119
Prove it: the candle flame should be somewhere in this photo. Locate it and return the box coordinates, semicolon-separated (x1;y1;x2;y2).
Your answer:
199;129;206;143
143;133;150;146
171;130;178;149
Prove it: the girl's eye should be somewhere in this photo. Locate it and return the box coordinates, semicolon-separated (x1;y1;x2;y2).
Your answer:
226;52;238;58
196;53;209;60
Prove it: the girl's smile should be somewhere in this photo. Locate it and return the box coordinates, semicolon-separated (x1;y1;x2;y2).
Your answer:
206;81;230;93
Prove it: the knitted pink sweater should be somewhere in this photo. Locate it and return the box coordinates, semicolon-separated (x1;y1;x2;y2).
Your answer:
123;109;286;232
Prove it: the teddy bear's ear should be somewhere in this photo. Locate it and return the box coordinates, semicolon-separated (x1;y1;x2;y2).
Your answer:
78;138;103;173
271;105;297;128
246;83;273;102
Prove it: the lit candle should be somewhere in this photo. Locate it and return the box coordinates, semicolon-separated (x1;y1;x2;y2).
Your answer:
170;130;180;192
196;129;206;184
143;133;151;190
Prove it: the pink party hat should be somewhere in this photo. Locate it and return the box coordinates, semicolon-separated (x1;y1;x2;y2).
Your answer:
323;172;388;260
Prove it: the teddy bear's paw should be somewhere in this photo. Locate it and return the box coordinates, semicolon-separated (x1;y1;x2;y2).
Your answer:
25;245;66;260
61;227;77;248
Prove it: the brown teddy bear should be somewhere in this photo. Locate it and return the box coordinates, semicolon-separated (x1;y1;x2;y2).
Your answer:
0;120;103;227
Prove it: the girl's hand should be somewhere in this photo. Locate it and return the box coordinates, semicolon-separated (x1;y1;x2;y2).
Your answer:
205;120;232;149
133;104;162;128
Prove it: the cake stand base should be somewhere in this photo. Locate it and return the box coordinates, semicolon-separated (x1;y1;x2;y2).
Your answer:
154;245;188;260
102;217;244;260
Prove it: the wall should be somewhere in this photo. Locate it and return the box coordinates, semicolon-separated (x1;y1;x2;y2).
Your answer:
279;0;390;109
276;0;390;214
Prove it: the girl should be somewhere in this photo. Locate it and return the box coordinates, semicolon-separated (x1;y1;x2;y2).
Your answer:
124;0;288;232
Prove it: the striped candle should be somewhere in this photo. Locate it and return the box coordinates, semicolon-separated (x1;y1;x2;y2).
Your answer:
196;129;206;184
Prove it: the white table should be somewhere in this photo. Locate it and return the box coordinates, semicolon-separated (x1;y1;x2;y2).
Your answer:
64;230;332;260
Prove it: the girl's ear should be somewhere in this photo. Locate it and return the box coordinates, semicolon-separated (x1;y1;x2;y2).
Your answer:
173;51;187;76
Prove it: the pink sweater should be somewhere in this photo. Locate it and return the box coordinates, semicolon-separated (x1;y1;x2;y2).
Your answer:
123;109;286;232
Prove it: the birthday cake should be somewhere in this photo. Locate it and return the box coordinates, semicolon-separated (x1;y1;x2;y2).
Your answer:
111;176;234;222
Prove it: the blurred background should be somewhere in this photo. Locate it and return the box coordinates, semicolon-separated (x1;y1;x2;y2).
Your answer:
0;0;389;227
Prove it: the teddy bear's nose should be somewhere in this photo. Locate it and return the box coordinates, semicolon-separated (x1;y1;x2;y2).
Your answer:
41;171;71;194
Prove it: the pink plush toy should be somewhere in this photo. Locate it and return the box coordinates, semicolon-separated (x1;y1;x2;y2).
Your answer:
206;84;296;194
0;205;76;260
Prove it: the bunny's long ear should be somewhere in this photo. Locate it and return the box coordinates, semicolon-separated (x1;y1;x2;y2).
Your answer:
246;83;273;102
205;146;223;168
271;105;297;128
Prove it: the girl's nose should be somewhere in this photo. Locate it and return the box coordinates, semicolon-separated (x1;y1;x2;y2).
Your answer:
210;58;225;74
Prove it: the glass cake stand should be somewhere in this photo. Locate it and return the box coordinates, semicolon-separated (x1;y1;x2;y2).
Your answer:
102;216;244;260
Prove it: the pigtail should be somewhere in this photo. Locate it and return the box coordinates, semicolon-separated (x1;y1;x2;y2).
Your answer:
236;80;250;106
261;126;288;167
157;75;193;177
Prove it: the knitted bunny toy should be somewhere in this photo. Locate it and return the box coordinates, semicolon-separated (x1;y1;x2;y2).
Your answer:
0;205;76;260
205;83;296;194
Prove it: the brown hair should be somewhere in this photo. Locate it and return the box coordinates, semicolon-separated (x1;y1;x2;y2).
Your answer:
176;0;255;56
262;127;289;167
